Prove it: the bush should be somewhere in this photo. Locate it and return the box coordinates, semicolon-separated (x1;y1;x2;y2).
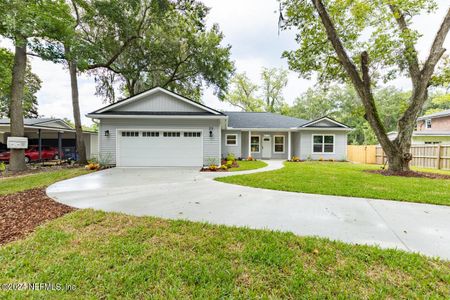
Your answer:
220;164;228;170
0;162;5;173
247;156;254;161
226;153;236;162
209;164;218;171
226;160;233;168
291;156;301;162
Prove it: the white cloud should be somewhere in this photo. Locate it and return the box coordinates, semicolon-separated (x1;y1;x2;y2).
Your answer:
1;0;449;124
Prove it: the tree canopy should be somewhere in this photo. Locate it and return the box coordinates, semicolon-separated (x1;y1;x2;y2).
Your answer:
92;0;234;103
0;48;41;118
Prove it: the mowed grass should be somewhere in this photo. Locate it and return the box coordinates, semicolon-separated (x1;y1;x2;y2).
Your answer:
216;162;450;206
0;209;448;299
229;160;267;172
0;168;90;195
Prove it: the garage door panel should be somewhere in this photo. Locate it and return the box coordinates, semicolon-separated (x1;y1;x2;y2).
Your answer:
117;130;203;167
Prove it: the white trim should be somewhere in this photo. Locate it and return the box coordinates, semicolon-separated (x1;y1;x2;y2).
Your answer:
86;114;227;120
301;117;349;128
273;135;285;153
250;135;261;153
297;127;352;132
225;134;238;146
115;127;204;167
94;87;222;115
287;131;291;159
227;127;352;132
311;134;335;154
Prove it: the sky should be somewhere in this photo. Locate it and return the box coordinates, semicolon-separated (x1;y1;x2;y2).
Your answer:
1;0;449;125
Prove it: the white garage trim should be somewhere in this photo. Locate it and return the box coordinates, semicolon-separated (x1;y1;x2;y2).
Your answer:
115;128;204;167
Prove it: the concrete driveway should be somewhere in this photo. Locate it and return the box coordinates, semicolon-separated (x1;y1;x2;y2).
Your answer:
46;161;450;260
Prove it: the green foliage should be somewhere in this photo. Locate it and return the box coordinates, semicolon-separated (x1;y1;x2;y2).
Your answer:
224;67;289;113
0;161;6;173
424;93;450;115
0;48;41;118
226;153;236;162
280;0;439;85
287;85;410;145
93;0;234;103
226;160;233;168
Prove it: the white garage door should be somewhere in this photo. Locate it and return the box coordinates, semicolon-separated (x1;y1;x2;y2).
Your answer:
117;130;203;167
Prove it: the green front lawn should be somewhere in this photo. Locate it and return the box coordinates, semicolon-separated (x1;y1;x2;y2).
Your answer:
216;162;450;206
0;168;90;195
229;160;267;172
1;209;448;299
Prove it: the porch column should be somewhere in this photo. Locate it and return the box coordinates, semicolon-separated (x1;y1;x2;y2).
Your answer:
248;130;252;158
38;129;42;161
58;131;62;160
288;131;291;160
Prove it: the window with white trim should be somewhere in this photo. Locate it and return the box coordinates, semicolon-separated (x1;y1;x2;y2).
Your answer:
426;119;432;129
274;136;285;153
163;132;181;137
313;135;334;153
142;131;159;137
184;132;201;137
251;136;260;153
121;131;139;137
226;134;237;146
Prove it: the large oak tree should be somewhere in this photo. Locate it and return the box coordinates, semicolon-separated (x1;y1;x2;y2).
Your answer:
281;0;450;171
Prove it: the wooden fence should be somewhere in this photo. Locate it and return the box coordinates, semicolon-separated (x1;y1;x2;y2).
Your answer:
347;145;377;164
375;145;450;170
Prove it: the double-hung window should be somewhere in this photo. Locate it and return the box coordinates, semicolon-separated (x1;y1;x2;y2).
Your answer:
312;135;334;153
226;134;237;146
426;119;432;129
274;136;285;153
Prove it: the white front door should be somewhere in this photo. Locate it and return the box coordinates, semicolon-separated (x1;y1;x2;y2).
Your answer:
262;135;271;159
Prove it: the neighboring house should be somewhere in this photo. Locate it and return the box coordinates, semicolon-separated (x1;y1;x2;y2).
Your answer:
388;109;450;145
0;118;98;159
87;87;351;167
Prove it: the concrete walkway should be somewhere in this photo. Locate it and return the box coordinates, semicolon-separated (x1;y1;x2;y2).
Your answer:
47;161;450;260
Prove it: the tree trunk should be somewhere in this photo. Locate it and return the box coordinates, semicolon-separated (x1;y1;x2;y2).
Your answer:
9;43;27;172
67;55;87;165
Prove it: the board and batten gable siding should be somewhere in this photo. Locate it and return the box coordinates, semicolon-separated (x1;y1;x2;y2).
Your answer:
299;131;347;160
99;118;221;165
221;130;241;158
111;91;205;113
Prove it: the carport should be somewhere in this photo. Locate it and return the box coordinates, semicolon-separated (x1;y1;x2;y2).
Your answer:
0;118;98;161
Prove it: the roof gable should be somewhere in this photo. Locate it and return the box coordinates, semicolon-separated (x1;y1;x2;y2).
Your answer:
300;117;350;128
418;109;450;120
92;87;224;115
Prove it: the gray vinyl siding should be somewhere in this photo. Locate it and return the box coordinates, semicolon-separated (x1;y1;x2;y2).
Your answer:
111;91;204;113
99;118;221;165
241;131;249;159
299;131;347;160
221;130;241;159
291;132;301;158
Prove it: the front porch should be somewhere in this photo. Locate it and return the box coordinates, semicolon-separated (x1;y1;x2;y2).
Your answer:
222;130;297;160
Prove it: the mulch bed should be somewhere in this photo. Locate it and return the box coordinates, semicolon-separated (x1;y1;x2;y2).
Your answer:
0;188;76;245
366;169;450;180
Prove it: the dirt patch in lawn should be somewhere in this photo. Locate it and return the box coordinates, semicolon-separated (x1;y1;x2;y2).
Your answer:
0;188;76;245
365;169;450;180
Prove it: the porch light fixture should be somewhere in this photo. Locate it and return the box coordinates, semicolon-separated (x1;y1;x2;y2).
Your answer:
104;130;110;137
209;127;213;137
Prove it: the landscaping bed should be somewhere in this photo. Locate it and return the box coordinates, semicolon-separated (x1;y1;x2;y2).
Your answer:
201;158;267;172
0;188;76;245
0;163;80;179
366;169;450;179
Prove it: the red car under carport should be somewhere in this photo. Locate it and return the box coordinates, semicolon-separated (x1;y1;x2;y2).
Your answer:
0;146;62;163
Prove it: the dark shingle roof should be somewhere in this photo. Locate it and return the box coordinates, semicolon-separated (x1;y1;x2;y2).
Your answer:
225;112;309;129
99;111;214;116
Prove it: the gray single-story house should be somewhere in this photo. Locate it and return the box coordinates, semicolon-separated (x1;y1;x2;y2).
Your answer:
87;87;351;167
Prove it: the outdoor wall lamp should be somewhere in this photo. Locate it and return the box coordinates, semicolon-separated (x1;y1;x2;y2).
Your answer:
104;130;110;137
209;127;213;137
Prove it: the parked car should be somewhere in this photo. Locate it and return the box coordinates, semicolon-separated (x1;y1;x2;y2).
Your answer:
0;145;62;163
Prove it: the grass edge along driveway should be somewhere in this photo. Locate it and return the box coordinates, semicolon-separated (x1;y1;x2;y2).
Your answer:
0;209;449;298
216;162;450;206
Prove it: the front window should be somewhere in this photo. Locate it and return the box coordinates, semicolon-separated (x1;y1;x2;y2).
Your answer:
426;119;432;129
226;134;237;146
313;135;334;153
251;136;260;153
274;136;285;153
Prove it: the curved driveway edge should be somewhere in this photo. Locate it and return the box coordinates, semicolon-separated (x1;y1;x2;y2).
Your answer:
47;161;450;260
